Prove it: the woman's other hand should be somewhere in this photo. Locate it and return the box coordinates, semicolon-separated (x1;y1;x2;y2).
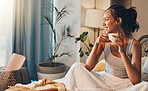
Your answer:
112;33;125;54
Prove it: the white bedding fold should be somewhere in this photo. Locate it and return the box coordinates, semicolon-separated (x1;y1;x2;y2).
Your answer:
55;62;141;91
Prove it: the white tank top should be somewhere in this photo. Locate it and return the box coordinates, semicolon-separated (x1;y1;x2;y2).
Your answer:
104;39;133;78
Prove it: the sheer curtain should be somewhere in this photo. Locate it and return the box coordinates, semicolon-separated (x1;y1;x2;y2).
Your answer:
0;0;13;66
12;0;53;80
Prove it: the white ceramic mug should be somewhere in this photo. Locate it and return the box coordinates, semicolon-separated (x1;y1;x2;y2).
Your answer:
108;33;119;42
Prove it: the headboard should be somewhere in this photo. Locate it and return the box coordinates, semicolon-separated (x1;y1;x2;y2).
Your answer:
138;35;148;81
138;35;148;57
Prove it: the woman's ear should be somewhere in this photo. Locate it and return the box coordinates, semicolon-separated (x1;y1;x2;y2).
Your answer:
117;18;122;25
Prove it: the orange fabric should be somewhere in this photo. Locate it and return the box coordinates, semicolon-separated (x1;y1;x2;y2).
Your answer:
5;78;66;91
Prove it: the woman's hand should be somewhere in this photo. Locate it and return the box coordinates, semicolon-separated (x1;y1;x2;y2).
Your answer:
86;34;110;71
95;34;111;44
112;33;125;54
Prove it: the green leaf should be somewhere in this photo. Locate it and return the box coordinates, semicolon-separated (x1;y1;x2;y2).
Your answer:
89;43;94;47
84;32;88;35
80;35;87;42
82;32;86;36
66;26;74;37
79;48;82;52
44;16;53;30
75;37;81;43
85;52;89;55
55;54;58;57
54;7;59;14
76;37;81;41
55;3;73;24
59;52;72;57
80;51;84;57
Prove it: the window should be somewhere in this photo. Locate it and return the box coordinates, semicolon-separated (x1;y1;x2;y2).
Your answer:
0;0;13;66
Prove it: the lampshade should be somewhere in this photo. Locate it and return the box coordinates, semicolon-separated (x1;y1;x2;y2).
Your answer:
85;9;105;28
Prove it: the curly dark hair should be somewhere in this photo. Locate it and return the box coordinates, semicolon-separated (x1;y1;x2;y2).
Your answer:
106;4;140;37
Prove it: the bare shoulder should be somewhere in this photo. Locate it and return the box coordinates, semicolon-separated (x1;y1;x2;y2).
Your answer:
132;39;141;48
131;39;141;53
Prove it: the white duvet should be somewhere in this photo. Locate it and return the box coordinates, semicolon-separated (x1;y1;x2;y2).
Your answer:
18;62;148;91
54;62;148;91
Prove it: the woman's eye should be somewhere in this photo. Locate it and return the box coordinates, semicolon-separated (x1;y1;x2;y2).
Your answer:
105;18;108;21
103;18;108;21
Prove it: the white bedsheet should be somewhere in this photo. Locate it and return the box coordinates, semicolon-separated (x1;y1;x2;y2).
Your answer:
54;62;148;91
17;62;148;91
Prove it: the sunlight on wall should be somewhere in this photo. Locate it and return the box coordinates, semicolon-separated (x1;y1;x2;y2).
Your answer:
0;0;13;66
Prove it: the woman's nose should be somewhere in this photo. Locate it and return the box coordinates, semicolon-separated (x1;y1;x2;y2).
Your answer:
103;21;105;26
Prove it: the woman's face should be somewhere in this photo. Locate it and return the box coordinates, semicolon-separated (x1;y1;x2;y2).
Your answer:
103;9;118;34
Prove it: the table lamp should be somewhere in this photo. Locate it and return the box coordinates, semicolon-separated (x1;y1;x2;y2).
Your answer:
85;9;104;38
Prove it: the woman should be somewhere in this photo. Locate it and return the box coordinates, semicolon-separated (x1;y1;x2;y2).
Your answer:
86;4;141;85
56;4;142;91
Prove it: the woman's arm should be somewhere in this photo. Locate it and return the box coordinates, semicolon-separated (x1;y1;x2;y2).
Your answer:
113;33;141;84
85;34;110;71
121;40;141;85
85;42;103;71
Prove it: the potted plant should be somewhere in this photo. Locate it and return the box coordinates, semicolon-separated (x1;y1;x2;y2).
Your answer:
75;31;94;57
37;2;74;80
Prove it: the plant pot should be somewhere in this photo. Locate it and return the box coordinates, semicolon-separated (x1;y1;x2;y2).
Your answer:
37;62;66;80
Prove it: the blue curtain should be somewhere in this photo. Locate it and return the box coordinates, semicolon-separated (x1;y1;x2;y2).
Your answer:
12;0;53;80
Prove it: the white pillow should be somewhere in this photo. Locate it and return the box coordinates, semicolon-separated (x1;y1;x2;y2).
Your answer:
141;57;148;81
142;57;148;74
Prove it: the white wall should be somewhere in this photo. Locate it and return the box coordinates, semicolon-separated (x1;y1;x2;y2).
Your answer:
132;0;148;39
96;0;110;10
55;0;81;67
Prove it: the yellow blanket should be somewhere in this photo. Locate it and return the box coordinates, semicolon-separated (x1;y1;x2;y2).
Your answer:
5;78;66;91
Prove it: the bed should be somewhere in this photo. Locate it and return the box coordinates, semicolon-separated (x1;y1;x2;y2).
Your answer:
4;35;148;91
